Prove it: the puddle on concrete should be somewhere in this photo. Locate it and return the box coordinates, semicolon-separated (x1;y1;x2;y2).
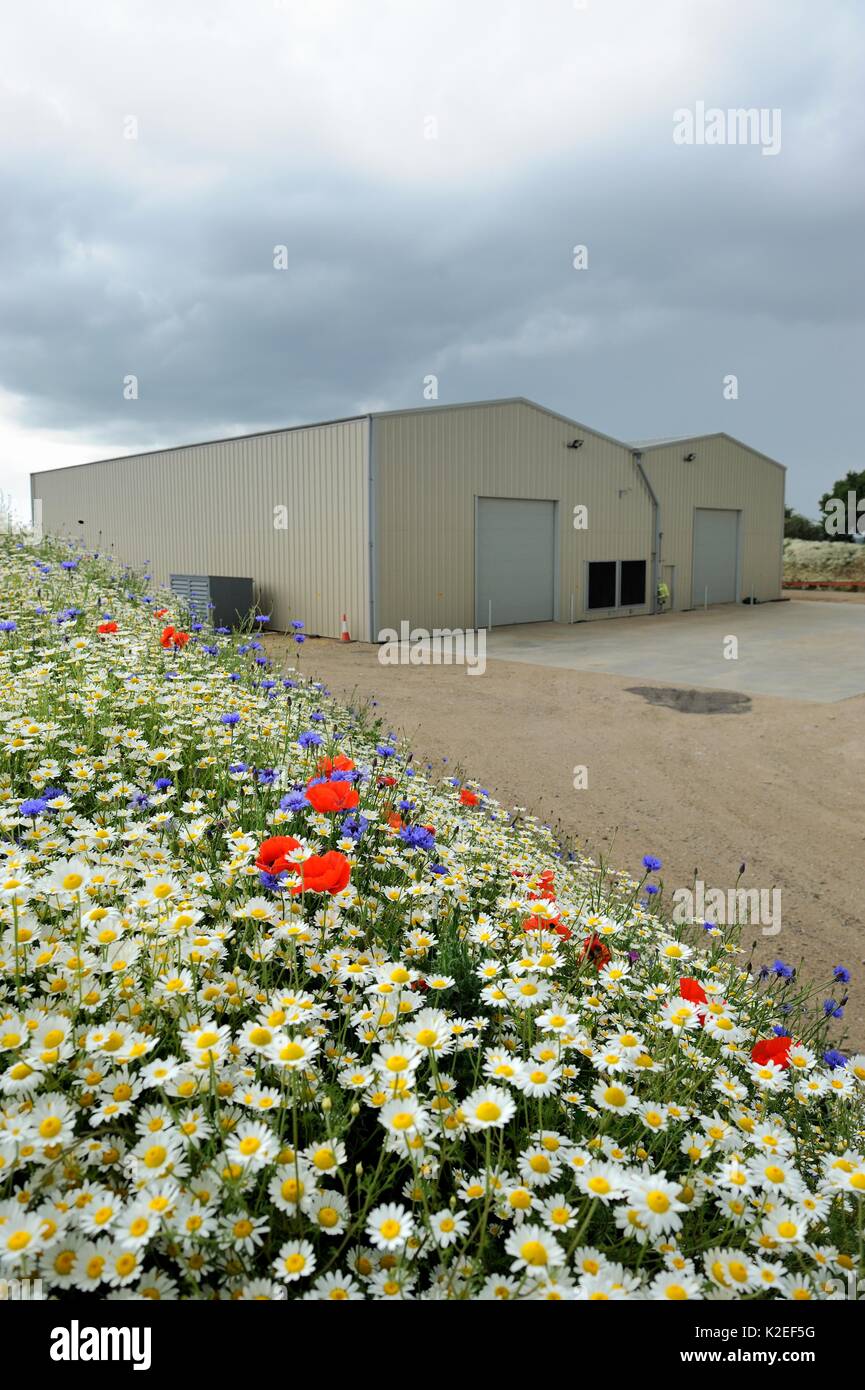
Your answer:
625;686;752;715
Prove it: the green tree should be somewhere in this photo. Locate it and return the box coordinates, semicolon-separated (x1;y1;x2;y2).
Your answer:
783;506;823;541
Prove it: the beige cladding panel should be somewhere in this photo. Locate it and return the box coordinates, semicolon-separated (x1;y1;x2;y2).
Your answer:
373;401;654;631
31;419;371;639
639;437;785;608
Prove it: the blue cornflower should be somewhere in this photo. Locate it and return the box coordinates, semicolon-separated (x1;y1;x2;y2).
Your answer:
61;559;79;570
256;614;271;625
823;1049;847;1069
283;679;297;690
833;966;851;984
341;813;368;841
291;620;304;630
294;633;306;644
203;644;219;656
642;855;662;871
0;620;17;632
131;793;150;809
310;712;325;722
376;744;396;758
430;864;447;875
257;769;279;785
398;800;416;813
260;680;276;692
280;790;310;812
228;762;249;774
154;777;172;791
228;672;241;683
298;731;323;750
20;797;48;817
644;883;659;895
191;623;204;632
772;960;794;980
823;999;844;1019
220;712;241;726
400;825;436;852
259;869;288;893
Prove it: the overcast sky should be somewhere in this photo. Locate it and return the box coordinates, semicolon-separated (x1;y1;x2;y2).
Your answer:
1;0;863;517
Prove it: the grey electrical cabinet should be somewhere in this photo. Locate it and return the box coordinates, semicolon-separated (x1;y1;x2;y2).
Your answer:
169;574;255;630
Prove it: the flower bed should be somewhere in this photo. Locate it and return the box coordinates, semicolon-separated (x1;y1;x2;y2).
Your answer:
1;537;863;1301
784;538;865;585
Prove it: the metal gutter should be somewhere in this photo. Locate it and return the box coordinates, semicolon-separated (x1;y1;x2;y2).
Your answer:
367;413;376;643
633;450;660;614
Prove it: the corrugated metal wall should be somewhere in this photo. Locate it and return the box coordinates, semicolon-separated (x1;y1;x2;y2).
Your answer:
639;436;785;609
31;419;371;639
30;403;784;639
373;400;654;633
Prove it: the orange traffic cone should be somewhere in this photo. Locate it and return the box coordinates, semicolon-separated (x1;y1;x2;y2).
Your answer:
340;613;351;642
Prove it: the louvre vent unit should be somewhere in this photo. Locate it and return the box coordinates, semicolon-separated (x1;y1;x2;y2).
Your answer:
169;574;255;630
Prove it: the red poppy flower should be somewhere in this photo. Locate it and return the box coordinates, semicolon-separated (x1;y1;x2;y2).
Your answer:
460;789;480;807
377;775;397;788
751;1035;793;1069
523;913;570;941
528;885;557;903
388;812;404;831
160;625;190;649
580;933;611;970
255;835;302;875
679;977;708;1006
294;850;351;895
97;621;118;634
154;608;169;618
317;754;356;776
305;779;360;814
679;977;708;1026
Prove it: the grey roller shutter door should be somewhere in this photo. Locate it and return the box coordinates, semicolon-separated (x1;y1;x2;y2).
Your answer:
476;498;556;626
692;509;739;605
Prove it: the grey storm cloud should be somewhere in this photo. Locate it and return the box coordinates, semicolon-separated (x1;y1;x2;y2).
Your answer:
0;0;863;514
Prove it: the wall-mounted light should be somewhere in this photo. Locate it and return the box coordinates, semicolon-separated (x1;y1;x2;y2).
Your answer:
683;452;696;462
567;439;584;450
